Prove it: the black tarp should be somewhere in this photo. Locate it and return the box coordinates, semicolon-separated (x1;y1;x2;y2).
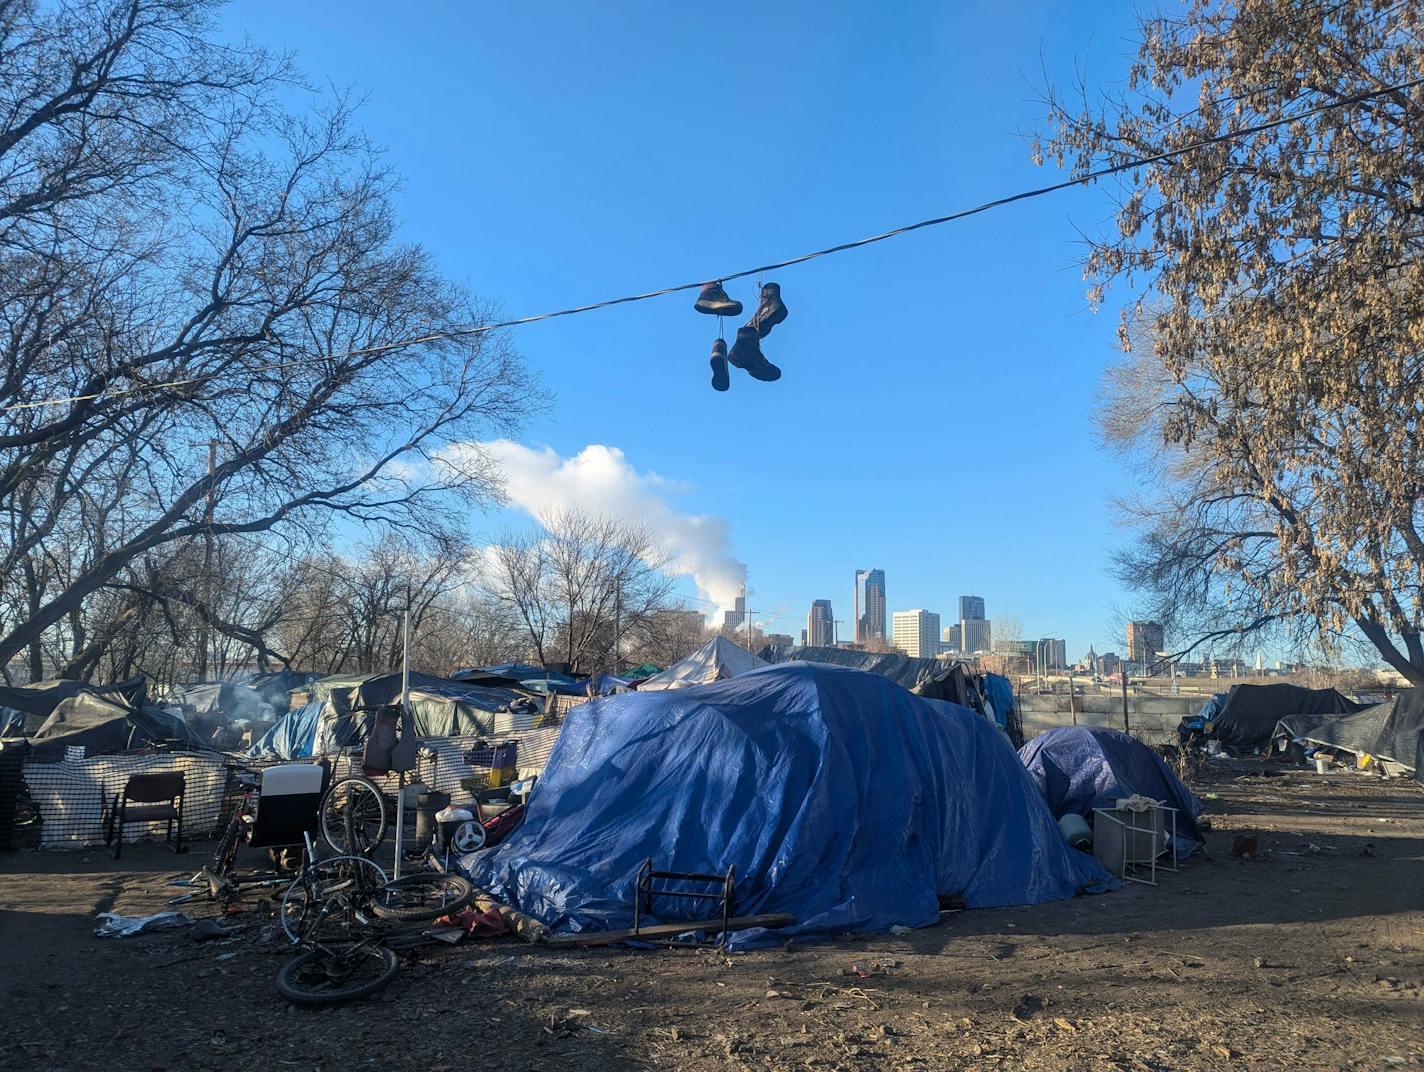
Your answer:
28;691;211;760
0;676;148;730
774;647;949;691
1211;683;1365;750
240;669;319;705
1277;689;1424;775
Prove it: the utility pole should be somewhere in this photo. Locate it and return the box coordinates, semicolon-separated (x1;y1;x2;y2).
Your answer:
1121;666;1131;736
1067;666;1077;726
196;438;216;681
613;580;621;674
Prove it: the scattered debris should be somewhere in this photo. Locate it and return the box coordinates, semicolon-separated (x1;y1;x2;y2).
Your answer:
94;911;192;938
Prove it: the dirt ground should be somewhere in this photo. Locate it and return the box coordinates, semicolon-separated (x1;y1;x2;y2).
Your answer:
2;759;1421;1072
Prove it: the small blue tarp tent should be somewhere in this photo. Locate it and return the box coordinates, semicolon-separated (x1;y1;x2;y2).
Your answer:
463;663;1112;947
1018;725;1204;855
246;701;335;761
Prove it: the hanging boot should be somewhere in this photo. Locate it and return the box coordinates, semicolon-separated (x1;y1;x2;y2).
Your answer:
694;281;743;317
749;281;787;338
709;338;730;392
729;325;781;382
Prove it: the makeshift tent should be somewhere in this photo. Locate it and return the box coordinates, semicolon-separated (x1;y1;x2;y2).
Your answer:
0;676;148;735
1177;692;1230;742
621;664;661;681
1209;684;1365;751
637;637;768;691
172;681;275;722
464;663;1112;948
1276;689;1424;779
1018;726;1204;855
28;691;211;760
773;646;945;690
240;669;319;706
251;673;536;757
246;701;334;761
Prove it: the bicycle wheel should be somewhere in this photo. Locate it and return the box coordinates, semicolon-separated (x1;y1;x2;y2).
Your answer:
280;855;390;944
370;872;475;922
320;775;388;855
275;944;399;1007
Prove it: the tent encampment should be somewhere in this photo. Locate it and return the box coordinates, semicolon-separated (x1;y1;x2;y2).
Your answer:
1018;726;1204;855
1209;684;1365;751
636;636;768;691
248;672;536;759
463;663;1112;947
1276;689;1424;781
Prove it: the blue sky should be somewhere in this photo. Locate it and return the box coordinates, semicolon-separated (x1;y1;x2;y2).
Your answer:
222;1;1156;659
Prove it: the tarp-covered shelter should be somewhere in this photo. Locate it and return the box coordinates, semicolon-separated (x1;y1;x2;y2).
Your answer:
240;669;319;707
774;646;946;690
464;663;1112;948
172;681;275;721
1019;726;1204;855
1209;684;1365;751
28;688;211;760
637;637;768;691
0;676;148;735
249;672;536;758
1276;690;1424;782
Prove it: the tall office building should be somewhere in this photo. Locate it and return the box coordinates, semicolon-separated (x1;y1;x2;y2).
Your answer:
1037;637;1068;670
942;624;962;652
1126;620;1165;671
961;618;992;654
854;569;887;644
807;599;835;647
959;595;986;622
722;592;746;632
891;610;941;659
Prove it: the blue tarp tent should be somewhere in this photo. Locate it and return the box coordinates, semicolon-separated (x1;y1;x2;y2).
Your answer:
246;701;333;760
1018;726;1204;855
464;663;1112;947
982;673;1014;729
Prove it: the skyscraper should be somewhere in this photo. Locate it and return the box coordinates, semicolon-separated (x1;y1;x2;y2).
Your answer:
891;610;941;659
722;592;746;632
942;624;962;652
807;599;835;647
961;618;992;654
1127;620;1165;672
854;569;886;644
959;595;986;622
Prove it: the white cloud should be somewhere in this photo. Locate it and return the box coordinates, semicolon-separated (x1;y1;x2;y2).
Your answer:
446;441;747;614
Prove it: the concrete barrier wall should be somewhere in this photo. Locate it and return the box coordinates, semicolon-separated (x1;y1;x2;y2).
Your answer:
1017;693;1198;744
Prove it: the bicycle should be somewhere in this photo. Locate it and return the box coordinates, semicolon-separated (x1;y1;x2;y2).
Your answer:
319;770;388;856
275;851;474;1007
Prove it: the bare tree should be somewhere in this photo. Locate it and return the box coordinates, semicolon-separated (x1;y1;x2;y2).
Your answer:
0;1;533;679
1036;0;1424;682
485;510;678;675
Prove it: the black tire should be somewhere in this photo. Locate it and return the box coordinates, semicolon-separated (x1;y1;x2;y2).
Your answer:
275;944;399;1007
370;872;475;923
320;775;388;856
206;815;242;875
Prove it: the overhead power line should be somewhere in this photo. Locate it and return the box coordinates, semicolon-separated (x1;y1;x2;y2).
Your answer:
5;73;1421;416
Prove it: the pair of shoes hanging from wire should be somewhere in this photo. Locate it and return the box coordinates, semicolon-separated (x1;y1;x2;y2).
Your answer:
695;281;788;392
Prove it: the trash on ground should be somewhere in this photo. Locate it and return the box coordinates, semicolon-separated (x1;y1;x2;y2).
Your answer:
95;911;193;938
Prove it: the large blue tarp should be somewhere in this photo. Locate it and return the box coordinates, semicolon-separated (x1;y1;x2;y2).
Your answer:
247;701;327;760
1018;726;1204;855
463;663;1112;947
982;673;1014;728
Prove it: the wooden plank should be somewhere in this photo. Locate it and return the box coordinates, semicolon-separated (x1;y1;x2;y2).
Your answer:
544;913;795;948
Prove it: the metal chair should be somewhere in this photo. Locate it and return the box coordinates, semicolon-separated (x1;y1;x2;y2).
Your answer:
105;771;186;858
